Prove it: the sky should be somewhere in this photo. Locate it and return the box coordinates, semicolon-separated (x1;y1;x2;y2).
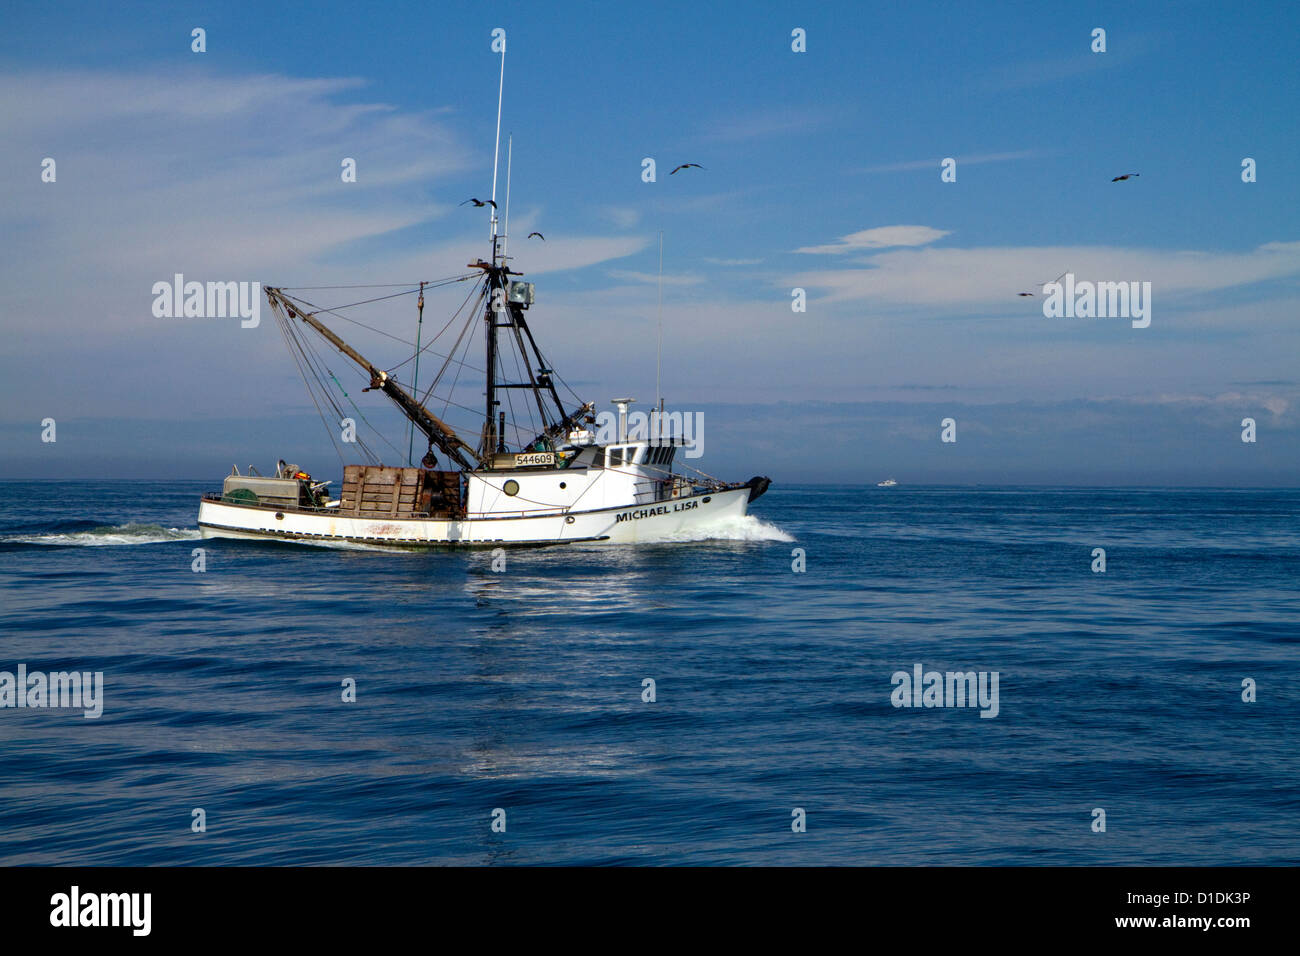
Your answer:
1;0;1298;484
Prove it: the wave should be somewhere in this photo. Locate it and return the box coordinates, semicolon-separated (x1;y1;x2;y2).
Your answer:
3;523;202;546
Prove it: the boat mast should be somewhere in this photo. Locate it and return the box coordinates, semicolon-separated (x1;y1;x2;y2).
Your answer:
481;268;502;457
482;38;507;455
470;39;593;461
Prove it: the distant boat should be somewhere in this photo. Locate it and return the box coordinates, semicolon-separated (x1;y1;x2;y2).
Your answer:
877;478;898;487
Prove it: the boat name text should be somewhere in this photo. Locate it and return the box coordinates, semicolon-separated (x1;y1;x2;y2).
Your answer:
615;500;700;522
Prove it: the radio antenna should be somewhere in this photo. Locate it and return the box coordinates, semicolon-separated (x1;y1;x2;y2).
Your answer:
502;135;513;261
655;230;664;419
489;40;506;261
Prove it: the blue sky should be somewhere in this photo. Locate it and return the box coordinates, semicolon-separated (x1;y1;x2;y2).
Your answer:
2;0;1298;482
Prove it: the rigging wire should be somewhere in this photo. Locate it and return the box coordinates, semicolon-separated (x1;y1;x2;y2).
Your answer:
325;369;398;462
283;285;489;376
273;303;348;469
277;270;589;465
395;278;485;381
436;301;485;430
424;289;483;406
296;323;395;462
289;313;386;464
280;281;460;290
292;278;471;314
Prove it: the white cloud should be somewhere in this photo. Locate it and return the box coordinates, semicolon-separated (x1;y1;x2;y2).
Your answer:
606;269;704;286
857;150;1042;174
788;241;1300;306
597;206;641;229
794;225;951;255
0;67;648;334
0;66;653;423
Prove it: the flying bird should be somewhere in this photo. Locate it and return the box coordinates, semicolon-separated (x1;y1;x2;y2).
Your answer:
1019;271;1069;297
527;232;545;240
670;163;705;175
460;198;498;208
1110;173;1140;182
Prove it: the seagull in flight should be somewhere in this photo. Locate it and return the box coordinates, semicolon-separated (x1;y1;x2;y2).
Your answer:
1110;173;1140;182
670;163;705;175
527;232;545;240
460;198;498;209
1019;271;1069;296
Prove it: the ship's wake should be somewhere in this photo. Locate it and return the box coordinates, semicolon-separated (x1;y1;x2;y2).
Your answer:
3;518;792;550
3;523;202;547
636;514;794;544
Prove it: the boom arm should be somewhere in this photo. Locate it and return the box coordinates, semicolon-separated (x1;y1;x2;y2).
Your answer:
266;287;482;471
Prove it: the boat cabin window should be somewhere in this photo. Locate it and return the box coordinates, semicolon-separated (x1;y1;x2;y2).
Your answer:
567;447;601;469
607;445;646;467
646;445;672;466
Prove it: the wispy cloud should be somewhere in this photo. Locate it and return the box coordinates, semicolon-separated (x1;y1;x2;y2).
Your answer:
981;40;1149;92
857;150;1042;174
597;206;641;229
787;240;1300;307
0;66;647;328
794;225;951;255
1109;391;1291;419
0;67;473;287
606;269;704;286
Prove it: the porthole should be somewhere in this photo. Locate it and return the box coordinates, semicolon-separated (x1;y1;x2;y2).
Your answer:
275;512;285;520
503;480;520;496
559;482;567;489
565;515;575;524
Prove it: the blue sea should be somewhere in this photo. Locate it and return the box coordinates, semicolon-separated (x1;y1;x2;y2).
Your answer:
0;481;1296;865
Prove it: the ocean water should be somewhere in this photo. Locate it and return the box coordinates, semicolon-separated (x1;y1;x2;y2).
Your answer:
0;480;1296;866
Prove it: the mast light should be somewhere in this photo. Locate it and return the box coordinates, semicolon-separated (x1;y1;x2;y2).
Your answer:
508;281;535;307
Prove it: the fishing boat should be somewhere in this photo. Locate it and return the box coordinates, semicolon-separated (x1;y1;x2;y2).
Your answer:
196;62;768;547
877;478;898;487
196;272;769;547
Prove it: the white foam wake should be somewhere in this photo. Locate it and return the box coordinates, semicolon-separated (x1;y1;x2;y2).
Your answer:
638;514;794;544
6;523;203;546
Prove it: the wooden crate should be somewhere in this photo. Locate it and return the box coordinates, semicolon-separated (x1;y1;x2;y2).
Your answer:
341;466;462;518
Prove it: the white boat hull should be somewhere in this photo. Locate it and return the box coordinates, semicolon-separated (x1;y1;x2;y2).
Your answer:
197;486;754;548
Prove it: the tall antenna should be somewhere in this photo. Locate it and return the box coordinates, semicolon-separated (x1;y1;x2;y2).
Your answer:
502;134;513;262
489;40;506;257
655;230;664;418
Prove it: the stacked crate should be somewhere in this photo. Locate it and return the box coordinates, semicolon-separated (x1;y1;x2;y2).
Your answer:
340;466;462;518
